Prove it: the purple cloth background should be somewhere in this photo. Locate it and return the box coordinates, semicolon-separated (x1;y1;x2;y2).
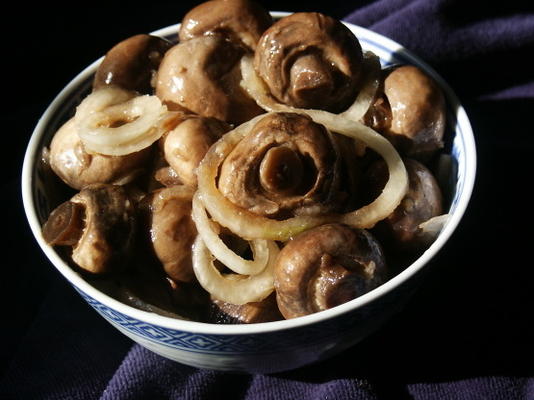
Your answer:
2;0;534;398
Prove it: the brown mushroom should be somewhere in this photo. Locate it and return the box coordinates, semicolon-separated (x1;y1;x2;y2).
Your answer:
93;34;172;94
155;35;264;124
162;116;230;186
274;223;387;319
364;158;443;252
218;112;348;218
254;12;364;112
208;293;283;324
48;118;152;190
141;186;197;283
179;0;272;51
42;184;136;274
364;65;446;160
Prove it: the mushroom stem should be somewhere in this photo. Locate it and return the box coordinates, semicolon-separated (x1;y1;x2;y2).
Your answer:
42;201;85;246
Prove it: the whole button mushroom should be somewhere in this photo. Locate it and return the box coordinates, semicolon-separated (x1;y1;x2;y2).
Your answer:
217;112;347;218
365;65;446;160
93;34;172;94
254;12;364;112
48;118;152;190
142;186;197;283
156;35;264;124
274;223;387;319
179;0;272;51
162;116;230;187
364;158;443;252
42;184;137;274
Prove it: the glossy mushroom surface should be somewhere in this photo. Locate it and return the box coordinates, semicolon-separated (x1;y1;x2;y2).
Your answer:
274;223;387;319
155;35;264;124
254;12;363;112
179;0;272;50
140;186;197;283
93;34;172;94
218;112;347;218
364;65;446;160
162;116;230;187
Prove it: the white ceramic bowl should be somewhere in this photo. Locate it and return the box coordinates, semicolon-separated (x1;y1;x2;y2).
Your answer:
22;12;476;373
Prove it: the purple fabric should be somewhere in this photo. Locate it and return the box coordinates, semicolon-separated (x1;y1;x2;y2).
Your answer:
3;0;534;399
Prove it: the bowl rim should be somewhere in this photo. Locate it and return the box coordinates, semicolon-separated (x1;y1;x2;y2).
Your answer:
22;11;476;336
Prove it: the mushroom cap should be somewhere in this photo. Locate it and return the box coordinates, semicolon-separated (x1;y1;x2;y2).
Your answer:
162;116;230;186
254;12;363;112
145;187;197;283
155;35;264;124
364;158;443;252
93;34;172;94
179;0;272;50
49;117;151;190
218;112;346;218
382;65;446;159
274;223;387;319
69;184;136;274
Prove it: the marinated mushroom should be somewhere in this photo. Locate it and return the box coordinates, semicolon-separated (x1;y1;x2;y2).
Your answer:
39;5;453;325
162;116;230;186
364;65;446;160
364;158;443;252
42;184;136;274
208;293;283;324
93;34;172;94
155;35;264;124
179;0;272;51
141;186;197;283
274;223;387;319
217;112;347;218
254;12;364;112
48;118;151;190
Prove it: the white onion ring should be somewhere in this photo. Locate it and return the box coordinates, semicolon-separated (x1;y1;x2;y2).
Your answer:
191;192;271;276
75;86;169;156
192;235;279;305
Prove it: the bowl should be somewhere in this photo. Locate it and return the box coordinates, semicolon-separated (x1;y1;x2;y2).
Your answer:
21;12;476;374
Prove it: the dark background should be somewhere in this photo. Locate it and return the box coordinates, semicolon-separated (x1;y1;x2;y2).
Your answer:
3;0;533;392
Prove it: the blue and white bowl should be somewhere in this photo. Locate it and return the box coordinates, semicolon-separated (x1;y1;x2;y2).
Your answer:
22;12;476;374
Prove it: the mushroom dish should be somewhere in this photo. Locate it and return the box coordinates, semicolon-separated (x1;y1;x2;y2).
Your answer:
41;0;450;324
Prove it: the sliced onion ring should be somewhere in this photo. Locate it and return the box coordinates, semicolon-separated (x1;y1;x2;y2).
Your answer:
192;235;279;305
192;192;271;276
75;86;169;156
